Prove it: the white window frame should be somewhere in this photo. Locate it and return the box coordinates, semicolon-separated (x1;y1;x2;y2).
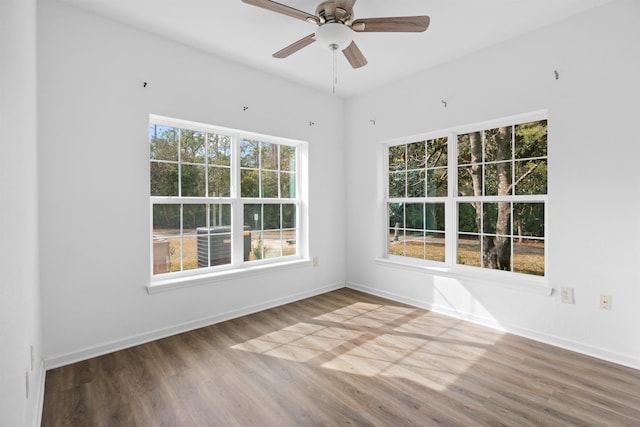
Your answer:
383;133;452;268
149;115;309;293
379;110;548;291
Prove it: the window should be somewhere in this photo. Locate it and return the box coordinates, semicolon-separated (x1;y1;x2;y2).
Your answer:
457;119;547;276
384;113;547;280
387;138;448;262
150;115;306;280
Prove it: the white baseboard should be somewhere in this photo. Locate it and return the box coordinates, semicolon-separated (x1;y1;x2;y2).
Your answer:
346;281;640;371
45;281;345;369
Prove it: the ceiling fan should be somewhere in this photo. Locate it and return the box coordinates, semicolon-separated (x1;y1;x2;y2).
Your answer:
242;0;430;69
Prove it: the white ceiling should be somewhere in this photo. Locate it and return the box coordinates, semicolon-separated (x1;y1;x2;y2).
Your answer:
60;0;614;98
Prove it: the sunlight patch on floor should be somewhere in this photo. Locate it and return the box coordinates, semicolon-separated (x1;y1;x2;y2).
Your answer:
231;301;503;389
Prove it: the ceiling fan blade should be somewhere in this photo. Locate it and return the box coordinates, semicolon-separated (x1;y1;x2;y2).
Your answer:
242;0;319;24
342;41;367;68
351;16;430;32
273;33;316;59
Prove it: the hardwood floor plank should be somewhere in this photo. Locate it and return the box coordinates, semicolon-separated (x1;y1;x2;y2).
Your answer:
42;288;640;426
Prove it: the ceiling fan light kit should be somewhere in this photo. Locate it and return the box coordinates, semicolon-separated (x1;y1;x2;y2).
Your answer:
315;23;353;51
242;0;429;91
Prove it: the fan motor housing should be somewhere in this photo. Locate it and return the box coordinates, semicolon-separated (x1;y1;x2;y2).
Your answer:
316;1;353;24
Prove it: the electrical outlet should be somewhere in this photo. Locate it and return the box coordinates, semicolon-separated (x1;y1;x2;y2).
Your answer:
560;287;574;304
312;256;319;267
600;294;612;310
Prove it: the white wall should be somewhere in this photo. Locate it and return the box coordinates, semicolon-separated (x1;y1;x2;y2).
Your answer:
345;0;640;368
38;0;346;366
0;0;44;425
37;0;640;373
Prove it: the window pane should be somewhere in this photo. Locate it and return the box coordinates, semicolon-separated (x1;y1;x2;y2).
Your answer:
208;166;230;197
426;232;445;262
181;236;199;271
244;204;262;231
484;162;512;196
457;166;474;197
513;203;544;238
458;203;478;233
389;145;406;172
407;170;425;198
282;204;296;229
405;203;424;230
264;230;282;258
484;127;512;162
426;203;445;231
427;169;447;197
458;234;480;267
207;134;231;166
263;204;281;230
388;228;405;256
199;226;232;267
280;172;296;198
152;237;171;275
241;169;259;198
388;203;404;228
280;145;296;172
240;139;259;168
250;231;265;260
165;236;182;272
150;162;178;196
405;230;425;259
515;159;547;195
457;134;472;165
261;142;278;170
407;141;425;170
283;229;296;256
427;137;448;168
150;125;178;161
261;170;279;198
153;204;180;232
183;204;207;236
180;129;206;164
181;164;206;197
515;120;547;159
209;203;231;228
389;171;406;198
483;202;512;235
153;204;180;274
514;239;544;276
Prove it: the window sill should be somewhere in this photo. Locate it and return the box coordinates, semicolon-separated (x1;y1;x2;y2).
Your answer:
148;258;313;294
374;257;551;296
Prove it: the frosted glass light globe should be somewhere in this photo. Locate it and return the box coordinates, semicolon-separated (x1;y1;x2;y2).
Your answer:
315;23;353;50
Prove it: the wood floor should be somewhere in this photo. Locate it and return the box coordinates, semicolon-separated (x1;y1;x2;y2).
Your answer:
42;288;640;426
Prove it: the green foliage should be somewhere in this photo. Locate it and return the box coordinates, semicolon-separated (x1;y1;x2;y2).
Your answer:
388;138;448;198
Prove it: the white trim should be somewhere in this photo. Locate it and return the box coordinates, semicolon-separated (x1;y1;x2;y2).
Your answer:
381;111;548;284
149;114;308;284
374;257;549;295
33;358;46;427
346;281;640;370
45;281;345;369
148;258;312;293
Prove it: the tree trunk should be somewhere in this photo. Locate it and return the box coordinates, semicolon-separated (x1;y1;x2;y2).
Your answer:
469;132;497;268
469;129;512;270
495;127;512;270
